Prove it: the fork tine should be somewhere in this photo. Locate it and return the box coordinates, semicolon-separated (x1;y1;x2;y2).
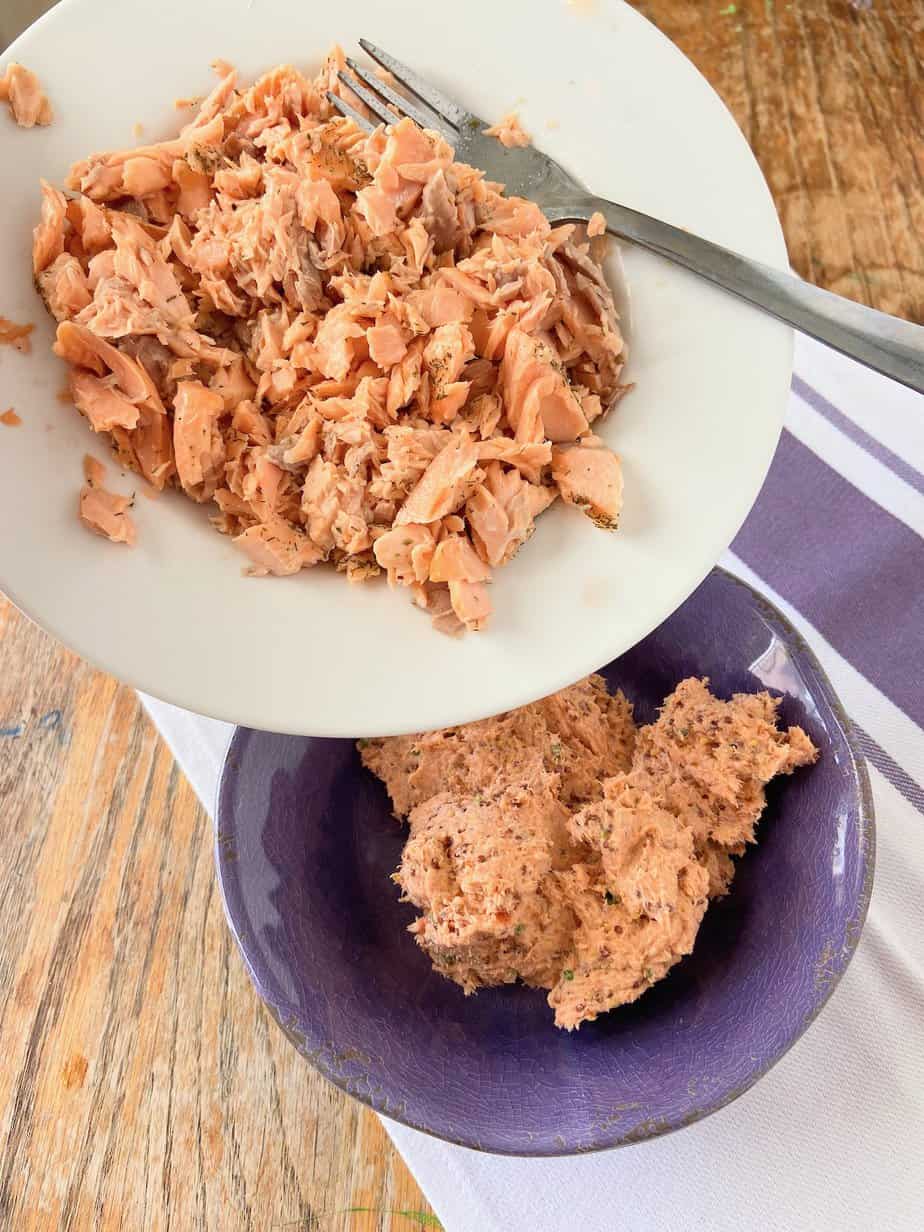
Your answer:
326;90;375;133
358;39;472;129
336;70;398;128
343;61;450;136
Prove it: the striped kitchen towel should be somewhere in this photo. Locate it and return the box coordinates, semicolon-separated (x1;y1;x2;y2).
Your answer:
142;331;924;1232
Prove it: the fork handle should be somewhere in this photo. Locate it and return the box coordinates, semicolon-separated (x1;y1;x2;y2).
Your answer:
574;197;924;394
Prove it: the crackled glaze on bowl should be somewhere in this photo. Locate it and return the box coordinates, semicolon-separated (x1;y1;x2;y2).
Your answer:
216;568;874;1155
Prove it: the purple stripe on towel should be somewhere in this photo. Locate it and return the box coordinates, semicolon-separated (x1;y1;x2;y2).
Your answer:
732;430;924;730
852;724;924;818
791;375;924;498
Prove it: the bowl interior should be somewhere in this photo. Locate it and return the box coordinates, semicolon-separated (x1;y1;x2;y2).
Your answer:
216;569;873;1155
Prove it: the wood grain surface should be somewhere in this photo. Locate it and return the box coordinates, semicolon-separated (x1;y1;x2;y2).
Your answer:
1;2;921;1229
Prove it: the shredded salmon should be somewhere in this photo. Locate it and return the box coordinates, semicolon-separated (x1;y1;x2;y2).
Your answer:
0;316;34;353
1;408;22;426
79;455;137;544
587;211;606;238
34;50;628;632
0;62;53;128
484;111;531;149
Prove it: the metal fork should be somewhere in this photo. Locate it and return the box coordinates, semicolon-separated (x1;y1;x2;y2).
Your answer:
329;40;924;395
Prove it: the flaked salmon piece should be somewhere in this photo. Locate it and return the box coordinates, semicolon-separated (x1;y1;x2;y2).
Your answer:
298;176;346;260
420;169;460;254
79;454;136;545
33;181;67;274
172;379;225;501
312;304;367;381
0;316;35;353
405;286;474;328
467;462;556;567
402;217;433;273
436;265;497;310
551;441;623;530
86;249;117;291
449;579;492;631
412;581;466;636
368;319;408;369
66;195;112;257
116;402;176;489
465;482;510;567
484;112;530;149
587;211;606;238
1;408;22;426
234;521;323;576
70;369;140;432
67;114;224;201
282;413;323;466
300;455;340;552
479;195;549;239
0;63;53;128
55;321;166;411
386;336;426;416
396;431;481;526
373;523;436;587
173;161;212;217
232;399;274;444
181;61;237;135
424;322;475;424
462;391;503;440
209;356;257;411
501;326;588;443
38;253;93;321
477;438;551;484
429;534;490;584
469;309;516;361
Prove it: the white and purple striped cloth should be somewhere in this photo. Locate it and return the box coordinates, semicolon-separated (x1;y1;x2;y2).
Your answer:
143;333;924;1232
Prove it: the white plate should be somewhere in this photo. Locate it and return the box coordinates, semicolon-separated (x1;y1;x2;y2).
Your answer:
0;0;791;737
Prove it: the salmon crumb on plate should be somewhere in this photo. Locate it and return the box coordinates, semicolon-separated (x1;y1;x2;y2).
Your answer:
483;111;531;148
79;455;137;545
32;48;628;634
0;62;53;128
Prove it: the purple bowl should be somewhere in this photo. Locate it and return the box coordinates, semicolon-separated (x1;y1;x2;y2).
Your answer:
215;567;874;1155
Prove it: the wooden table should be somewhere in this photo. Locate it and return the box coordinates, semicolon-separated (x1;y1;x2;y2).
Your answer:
1;3;921;1228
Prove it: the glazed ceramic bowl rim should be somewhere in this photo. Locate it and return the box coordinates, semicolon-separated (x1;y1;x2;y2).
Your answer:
215;566;876;1156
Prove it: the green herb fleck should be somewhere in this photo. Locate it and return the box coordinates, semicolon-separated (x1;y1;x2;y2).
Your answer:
562;969;574;981
550;741;563;762
719;2;737;13
601;826;612;840
343;1209;443;1230
605;890;621;906
356;738;371;749
515;923;526;935
643;966;654;982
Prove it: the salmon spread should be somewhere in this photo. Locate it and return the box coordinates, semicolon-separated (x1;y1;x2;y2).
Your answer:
33;51;627;633
361;675;817;1030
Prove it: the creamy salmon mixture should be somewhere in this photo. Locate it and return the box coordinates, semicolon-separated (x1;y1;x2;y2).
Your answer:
361;675;817;1030
33;51;627;633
